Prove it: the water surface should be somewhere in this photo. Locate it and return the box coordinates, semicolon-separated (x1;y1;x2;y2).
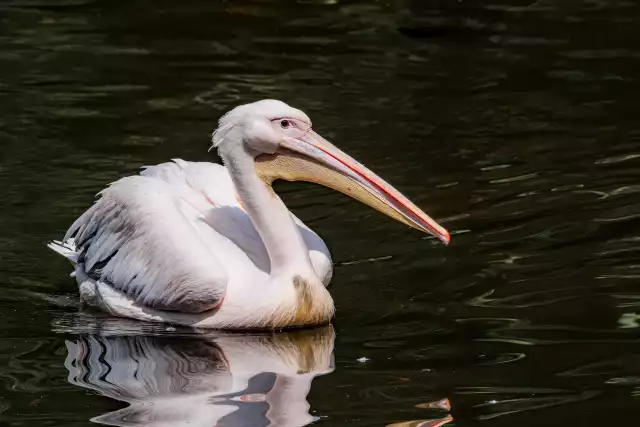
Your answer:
1;0;640;426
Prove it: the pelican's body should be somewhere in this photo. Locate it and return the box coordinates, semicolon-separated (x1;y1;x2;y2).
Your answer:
51;159;334;329
49;100;450;329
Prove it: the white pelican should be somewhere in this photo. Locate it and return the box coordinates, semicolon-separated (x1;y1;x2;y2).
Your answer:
49;100;450;329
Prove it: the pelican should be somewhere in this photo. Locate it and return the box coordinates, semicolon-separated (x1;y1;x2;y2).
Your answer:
49;100;450;329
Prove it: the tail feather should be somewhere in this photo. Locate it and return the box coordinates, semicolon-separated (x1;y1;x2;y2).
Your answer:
48;239;79;264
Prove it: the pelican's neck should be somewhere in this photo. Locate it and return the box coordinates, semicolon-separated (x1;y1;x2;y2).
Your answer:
222;145;314;277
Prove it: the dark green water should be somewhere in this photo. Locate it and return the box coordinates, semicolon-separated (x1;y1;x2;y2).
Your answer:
2;0;640;425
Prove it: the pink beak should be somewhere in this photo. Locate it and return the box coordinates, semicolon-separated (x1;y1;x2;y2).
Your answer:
279;131;450;244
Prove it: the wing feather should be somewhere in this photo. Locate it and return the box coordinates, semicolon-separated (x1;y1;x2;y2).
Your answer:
66;172;228;313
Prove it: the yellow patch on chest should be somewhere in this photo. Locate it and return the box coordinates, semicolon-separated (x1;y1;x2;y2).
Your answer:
283;276;334;327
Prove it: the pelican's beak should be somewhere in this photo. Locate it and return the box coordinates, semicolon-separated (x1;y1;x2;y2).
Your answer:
254;130;450;244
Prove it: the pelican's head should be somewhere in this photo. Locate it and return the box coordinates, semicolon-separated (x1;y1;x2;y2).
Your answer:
212;99;450;244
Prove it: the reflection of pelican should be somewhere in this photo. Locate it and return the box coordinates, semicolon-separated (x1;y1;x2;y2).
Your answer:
64;325;334;427
49;100;449;329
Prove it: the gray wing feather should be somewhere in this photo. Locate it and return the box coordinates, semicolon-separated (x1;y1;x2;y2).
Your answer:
66;174;228;313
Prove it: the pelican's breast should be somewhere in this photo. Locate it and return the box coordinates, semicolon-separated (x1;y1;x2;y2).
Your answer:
270;276;334;328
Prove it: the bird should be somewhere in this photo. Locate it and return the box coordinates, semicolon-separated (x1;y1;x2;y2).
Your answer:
49;99;450;330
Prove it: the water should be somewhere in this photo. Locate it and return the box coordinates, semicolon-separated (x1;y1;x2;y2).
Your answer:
1;0;640;425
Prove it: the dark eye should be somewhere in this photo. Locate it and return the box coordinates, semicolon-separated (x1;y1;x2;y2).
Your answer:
280;119;291;129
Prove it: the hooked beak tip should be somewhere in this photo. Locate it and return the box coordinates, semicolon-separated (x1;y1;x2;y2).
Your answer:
441;229;451;245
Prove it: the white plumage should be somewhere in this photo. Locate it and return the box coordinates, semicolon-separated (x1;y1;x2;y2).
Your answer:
50;159;332;328
50;100;449;329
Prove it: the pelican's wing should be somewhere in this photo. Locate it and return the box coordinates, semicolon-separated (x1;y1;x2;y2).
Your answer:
64;163;231;313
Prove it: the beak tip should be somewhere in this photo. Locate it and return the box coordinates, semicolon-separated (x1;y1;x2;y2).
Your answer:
440;229;451;245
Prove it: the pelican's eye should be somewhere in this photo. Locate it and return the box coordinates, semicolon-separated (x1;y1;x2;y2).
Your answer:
271;117;305;139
